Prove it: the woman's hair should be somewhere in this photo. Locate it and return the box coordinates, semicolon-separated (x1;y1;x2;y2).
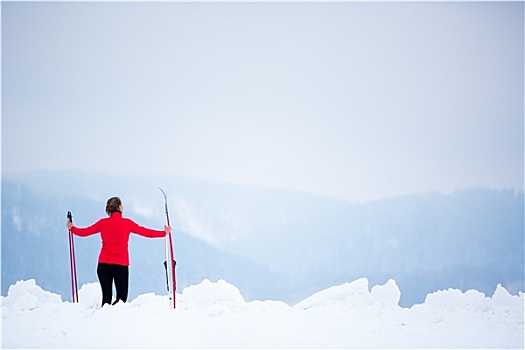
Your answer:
106;197;122;216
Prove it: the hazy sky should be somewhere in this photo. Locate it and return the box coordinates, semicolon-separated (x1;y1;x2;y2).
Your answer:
2;2;523;201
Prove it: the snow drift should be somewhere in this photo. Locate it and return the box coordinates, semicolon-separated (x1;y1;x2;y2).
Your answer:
2;278;523;349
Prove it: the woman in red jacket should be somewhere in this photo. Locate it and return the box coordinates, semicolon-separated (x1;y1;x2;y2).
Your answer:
66;196;171;306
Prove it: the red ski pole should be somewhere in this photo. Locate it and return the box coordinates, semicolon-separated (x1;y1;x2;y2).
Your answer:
67;211;79;303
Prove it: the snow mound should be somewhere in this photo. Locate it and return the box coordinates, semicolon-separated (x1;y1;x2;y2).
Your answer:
423;284;523;317
180;278;245;309
2;278;523;349
3;279;62;311
294;277;401;310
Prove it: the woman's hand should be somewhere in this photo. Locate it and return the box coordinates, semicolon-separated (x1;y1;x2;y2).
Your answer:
164;225;172;234
66;221;75;230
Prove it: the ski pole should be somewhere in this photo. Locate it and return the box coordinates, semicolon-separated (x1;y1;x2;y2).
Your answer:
160;188;177;308
67;211;79;303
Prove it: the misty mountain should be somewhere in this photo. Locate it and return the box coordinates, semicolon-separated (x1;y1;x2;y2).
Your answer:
2;171;523;306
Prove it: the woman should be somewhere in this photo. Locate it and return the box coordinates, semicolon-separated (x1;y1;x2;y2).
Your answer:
66;196;171;306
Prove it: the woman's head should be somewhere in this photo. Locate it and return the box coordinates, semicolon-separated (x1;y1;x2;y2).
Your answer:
106;197;123;216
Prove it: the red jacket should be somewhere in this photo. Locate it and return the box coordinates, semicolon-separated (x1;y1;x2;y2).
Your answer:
71;211;165;266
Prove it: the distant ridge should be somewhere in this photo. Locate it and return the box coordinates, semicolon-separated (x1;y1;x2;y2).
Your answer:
2;171;523;306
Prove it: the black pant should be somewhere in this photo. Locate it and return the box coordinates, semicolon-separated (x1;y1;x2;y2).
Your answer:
97;263;129;306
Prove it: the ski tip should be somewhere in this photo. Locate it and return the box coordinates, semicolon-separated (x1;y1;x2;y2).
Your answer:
159;187;171;197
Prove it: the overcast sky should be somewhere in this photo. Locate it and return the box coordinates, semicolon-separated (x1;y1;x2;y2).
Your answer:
2;2;523;201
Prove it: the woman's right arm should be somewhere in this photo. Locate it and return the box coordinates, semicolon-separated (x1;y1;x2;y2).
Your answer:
67;220;102;237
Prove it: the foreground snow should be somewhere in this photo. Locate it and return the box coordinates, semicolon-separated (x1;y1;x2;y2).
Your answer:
2;278;523;349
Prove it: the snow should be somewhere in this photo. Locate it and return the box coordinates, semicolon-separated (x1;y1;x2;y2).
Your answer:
2;278;523;349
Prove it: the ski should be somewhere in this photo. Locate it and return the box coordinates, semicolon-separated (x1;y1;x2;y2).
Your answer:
67;211;79;303
160;188;177;309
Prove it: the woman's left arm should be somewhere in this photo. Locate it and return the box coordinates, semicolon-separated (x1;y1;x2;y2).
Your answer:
129;220;169;238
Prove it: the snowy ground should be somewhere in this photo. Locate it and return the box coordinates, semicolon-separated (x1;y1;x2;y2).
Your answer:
2;278;523;349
